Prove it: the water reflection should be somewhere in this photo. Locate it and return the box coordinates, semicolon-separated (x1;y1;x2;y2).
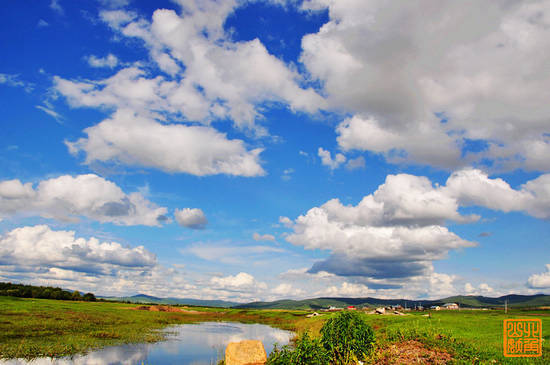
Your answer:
1;322;294;365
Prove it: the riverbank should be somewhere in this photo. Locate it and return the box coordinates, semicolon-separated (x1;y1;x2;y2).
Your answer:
2;295;550;363
0;296;315;359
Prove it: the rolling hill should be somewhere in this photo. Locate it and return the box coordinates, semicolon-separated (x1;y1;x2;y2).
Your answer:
234;294;550;310
99;293;550;310
100;294;240;308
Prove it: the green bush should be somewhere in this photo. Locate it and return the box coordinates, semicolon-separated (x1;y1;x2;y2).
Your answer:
267;311;375;364
267;331;329;365
321;311;375;365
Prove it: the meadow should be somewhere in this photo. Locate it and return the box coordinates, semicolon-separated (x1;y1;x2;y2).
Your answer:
1;295;550;364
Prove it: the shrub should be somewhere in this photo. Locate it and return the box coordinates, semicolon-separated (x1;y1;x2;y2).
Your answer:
267;311;376;364
320;311;375;365
267;331;329;365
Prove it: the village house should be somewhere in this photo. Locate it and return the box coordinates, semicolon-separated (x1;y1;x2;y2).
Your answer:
443;303;459;310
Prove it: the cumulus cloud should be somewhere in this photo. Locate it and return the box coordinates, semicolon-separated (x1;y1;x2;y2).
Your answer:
0;174;167;226
279;216;293;228
464;282;495;295
0;226;280;301
284;168;550;288
301;0;550;171
87;54;119;68
95;2;325;133
528;265;550;289
253;232;275;242
316;282;374;298
210;272;267;292
65;109;265;176
268;283;305;299
0;225;156;276
445;169;550;219
175;208;207;229
318;147;346;170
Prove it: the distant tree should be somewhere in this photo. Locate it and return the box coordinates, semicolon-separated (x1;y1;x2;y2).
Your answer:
71;290;82;301
83;293;96;301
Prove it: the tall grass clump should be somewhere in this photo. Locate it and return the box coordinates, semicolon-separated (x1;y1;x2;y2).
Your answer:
321;311;375;364
267;331;329;365
267;311;375;365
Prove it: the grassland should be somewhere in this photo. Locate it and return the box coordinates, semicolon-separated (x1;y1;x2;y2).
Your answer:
2;295;550;364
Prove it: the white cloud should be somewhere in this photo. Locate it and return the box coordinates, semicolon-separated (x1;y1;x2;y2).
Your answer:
50;0;63;15
318;147;346;170
0;225;156;275
345;156;365;171
0;226;201;298
445;169;550;219
271;283;304;298
98;0;130;9
528;265;550;289
283;168;550;289
0;174;168;226
65;109;265;177
301;0;550;171
210;272;267;292
37;19;49;27
36;105;62;122
281;168;294;181
316;282;374;297
87;54;119;68
0;73;33;93
95;2;325;133
253;232;275;242
279;216;293;228
336;115;460;168
175;208;207;229
285;171;478;281
464;282;495;295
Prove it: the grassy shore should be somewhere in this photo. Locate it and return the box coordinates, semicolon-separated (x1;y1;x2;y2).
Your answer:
2;295;550;364
0;296;314;359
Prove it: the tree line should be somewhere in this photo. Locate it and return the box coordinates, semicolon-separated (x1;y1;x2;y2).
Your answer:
0;282;96;301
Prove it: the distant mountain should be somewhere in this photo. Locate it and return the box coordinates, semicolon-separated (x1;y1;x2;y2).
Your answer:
100;293;550;310
100;294;240;308
234;294;550;310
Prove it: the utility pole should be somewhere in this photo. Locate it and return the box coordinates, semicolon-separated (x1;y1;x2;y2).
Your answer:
505;299;508;314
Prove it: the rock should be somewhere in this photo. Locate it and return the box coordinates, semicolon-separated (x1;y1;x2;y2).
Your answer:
375;307;385;314
225;340;267;365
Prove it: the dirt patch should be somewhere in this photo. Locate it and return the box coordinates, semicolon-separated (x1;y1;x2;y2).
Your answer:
376;340;452;364
132;305;203;314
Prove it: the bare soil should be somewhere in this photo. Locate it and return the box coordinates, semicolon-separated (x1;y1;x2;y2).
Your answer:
375;340;452;364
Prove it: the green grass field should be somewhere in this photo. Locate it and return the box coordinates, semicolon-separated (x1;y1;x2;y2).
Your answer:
2;295;550;364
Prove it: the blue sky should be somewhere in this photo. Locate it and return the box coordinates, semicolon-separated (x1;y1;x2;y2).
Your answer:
1;0;550;302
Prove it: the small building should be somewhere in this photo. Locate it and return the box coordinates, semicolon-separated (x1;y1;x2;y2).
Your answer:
443;303;459;310
346;305;356;310
430;305;441;311
327;306;343;312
